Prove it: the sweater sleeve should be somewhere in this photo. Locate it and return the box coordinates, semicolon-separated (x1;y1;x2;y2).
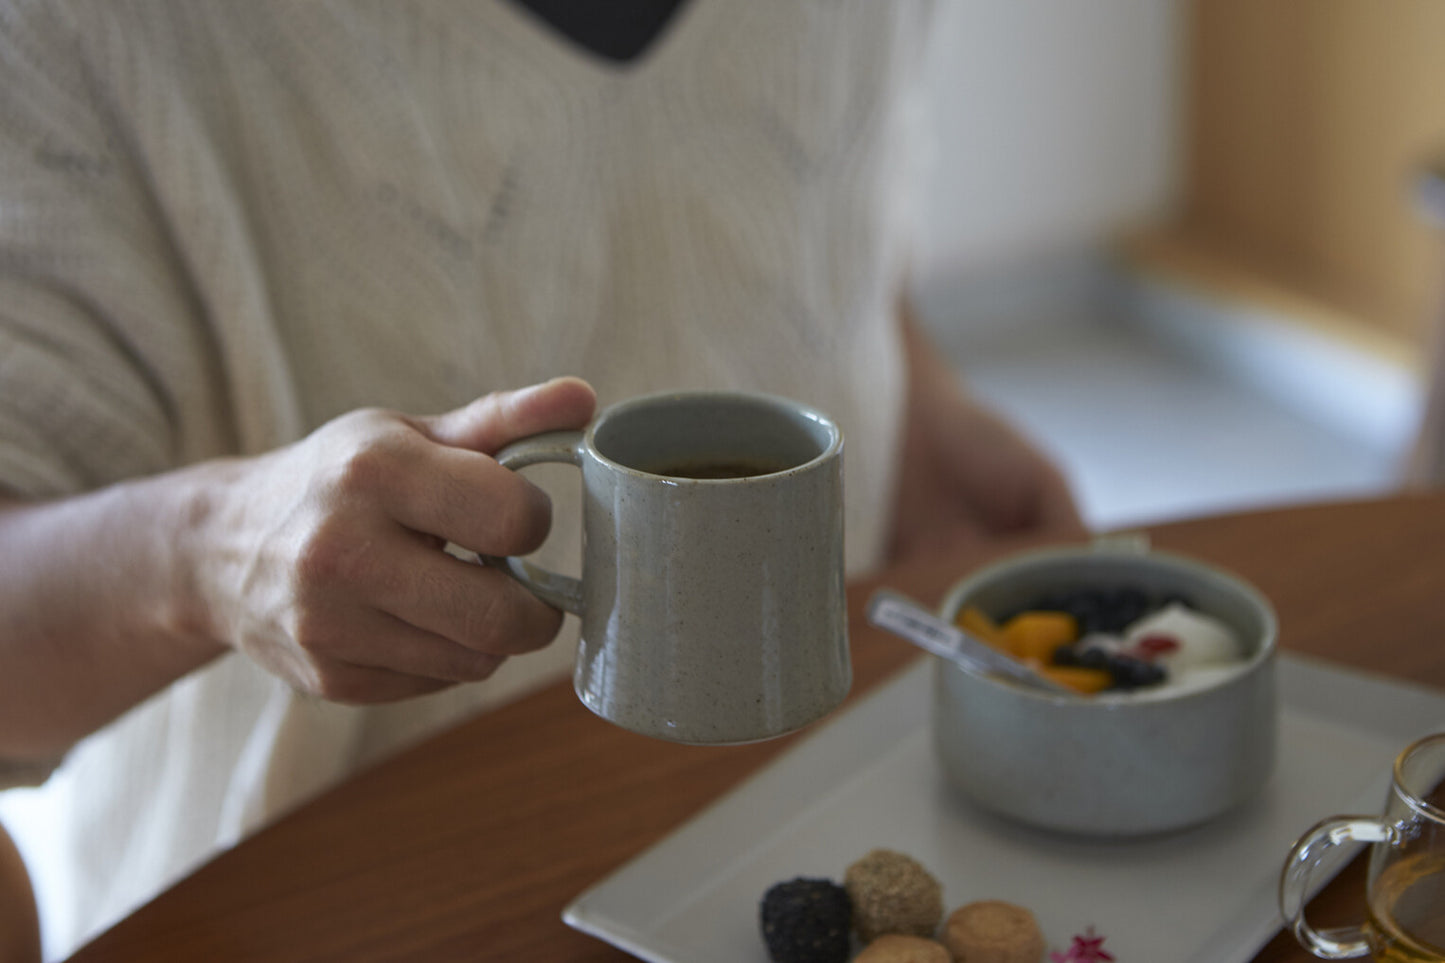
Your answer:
0;2;196;498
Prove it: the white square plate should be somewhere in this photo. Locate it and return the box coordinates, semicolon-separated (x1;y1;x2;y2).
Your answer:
564;653;1445;962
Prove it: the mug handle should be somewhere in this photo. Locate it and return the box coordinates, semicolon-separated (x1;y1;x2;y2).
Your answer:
1278;815;1396;959
477;429;586;616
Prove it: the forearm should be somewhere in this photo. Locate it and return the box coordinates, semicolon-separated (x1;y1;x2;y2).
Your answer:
0;471;228;762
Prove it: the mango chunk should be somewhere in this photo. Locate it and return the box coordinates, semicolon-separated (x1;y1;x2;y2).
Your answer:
954;605;1009;651
1000;611;1079;661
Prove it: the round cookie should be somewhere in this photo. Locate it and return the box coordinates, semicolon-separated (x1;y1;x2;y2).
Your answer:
941;900;1045;963
844;849;944;942
855;933;952;963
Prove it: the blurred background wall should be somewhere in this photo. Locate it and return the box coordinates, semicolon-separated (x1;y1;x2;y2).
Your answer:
908;0;1445;527
914;0;1181;279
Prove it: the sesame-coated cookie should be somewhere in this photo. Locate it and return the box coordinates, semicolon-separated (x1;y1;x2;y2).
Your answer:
941;901;1045;963
843;850;943;942
854;933;952;962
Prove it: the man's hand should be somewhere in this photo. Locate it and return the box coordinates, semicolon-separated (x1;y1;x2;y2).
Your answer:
189;377;598;703
888;311;1085;564
0;377;596;761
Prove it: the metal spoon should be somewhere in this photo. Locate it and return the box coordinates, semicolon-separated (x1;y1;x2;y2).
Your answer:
865;589;1075;695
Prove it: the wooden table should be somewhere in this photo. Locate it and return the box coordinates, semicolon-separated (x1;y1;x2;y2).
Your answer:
69;491;1445;962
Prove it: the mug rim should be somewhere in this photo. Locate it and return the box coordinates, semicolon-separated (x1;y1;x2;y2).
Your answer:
584;389;843;483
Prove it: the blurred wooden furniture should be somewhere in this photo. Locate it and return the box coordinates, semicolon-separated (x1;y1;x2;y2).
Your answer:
1125;3;1445;497
62;491;1445;962
1122;0;1445;446
1177;0;1445;349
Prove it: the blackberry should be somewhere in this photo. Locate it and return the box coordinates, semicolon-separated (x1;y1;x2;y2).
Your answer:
1031;588;1104;634
1109;587;1150;630
1106;653;1167;690
1027;586;1175;635
760;878;852;963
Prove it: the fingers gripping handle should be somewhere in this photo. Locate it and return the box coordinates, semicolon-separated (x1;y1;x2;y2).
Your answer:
480;429;586;615
1278;816;1395;959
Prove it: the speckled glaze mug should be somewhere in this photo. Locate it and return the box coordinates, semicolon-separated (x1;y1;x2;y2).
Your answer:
487;390;850;744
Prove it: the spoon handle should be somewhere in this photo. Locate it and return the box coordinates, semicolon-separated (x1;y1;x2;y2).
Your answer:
866;589;1074;695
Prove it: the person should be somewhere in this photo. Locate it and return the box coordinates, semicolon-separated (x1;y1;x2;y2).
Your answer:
0;1;1084;956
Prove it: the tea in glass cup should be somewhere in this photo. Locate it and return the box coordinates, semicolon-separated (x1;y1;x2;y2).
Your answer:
1280;732;1445;961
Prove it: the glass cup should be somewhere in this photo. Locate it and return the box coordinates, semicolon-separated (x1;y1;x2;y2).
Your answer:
1279;732;1445;961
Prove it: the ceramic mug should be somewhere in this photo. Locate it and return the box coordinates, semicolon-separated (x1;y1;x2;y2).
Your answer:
485;390;850;744
1279;731;1445;961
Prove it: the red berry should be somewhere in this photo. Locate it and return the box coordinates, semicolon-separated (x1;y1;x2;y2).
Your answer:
1134;633;1180;658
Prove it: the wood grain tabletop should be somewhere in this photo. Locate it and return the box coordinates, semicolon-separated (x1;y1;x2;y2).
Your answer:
68;490;1445;962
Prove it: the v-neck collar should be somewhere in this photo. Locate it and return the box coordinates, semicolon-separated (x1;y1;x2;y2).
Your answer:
500;0;692;66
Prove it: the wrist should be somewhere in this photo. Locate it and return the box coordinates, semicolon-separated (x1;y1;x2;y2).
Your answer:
110;465;234;664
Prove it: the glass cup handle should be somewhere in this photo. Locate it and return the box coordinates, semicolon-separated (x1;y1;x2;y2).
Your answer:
476;429;586;616
1279;815;1396;959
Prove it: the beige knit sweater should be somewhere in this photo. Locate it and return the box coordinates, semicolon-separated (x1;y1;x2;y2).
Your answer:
0;1;930;954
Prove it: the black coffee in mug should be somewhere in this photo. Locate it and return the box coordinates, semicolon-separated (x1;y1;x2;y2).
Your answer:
643;457;795;480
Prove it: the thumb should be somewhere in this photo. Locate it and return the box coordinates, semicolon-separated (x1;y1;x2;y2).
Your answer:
419;377;597;453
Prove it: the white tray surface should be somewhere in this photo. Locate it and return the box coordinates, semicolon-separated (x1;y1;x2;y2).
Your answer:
566;653;1445;963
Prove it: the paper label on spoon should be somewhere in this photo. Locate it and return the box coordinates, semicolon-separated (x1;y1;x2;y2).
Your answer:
866;594;963;661
866;590;1074;694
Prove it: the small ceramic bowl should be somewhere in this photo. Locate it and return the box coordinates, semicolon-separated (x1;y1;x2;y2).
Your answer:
932;542;1278;836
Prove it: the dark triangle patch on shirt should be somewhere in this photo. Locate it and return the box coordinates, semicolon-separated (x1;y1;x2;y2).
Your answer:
503;0;692;64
